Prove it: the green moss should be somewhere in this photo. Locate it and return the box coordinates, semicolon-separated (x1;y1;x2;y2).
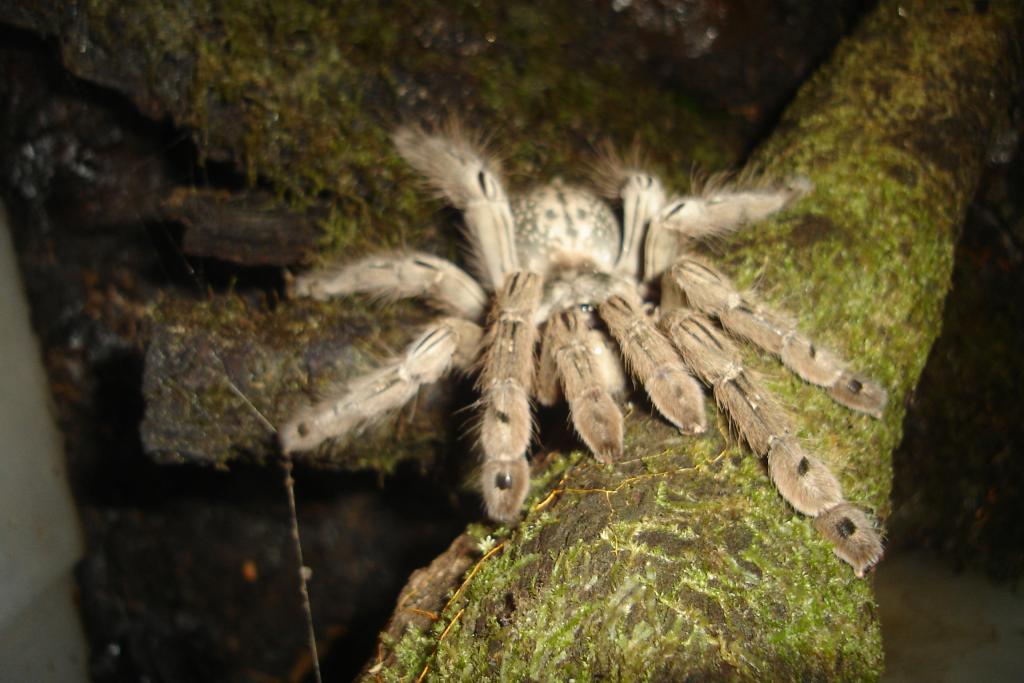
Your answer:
714;0;1018;516
382;416;881;681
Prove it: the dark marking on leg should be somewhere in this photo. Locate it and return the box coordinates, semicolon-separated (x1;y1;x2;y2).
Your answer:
836;517;857;539
691;318;725;351
413;257;437;270
664;200;686;219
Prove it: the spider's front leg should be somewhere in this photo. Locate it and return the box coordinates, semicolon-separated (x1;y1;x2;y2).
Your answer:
539;308;624;464
477;271;543;522
664;256;888;417
279;317;483;454
598;294;707;435
660;308;883;577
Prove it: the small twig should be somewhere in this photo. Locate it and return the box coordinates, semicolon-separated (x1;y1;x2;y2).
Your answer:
222;368;323;683
283;456;323;683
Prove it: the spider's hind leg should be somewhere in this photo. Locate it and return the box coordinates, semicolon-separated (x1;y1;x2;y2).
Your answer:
665;255;888;418
393;124;518;290
643;176;813;280
289;251;487;320
660;309;883;577
590;150;668;279
279;317;483;454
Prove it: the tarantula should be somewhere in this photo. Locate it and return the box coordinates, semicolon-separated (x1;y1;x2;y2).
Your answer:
279;124;888;577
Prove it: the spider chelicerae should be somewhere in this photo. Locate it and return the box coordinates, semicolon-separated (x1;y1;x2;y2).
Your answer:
279;123;888;577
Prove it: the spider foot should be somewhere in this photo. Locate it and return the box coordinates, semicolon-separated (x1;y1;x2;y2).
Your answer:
829;370;888;419
482;456;531;523
571;389;624;464
814;502;884;578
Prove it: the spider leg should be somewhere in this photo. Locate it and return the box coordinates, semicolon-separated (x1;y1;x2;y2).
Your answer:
664;255;888;417
535;319;561;407
613;172;668;278
279;317;483;454
393;125;518;289
477;271;543;522
644;177;812;280
590;147;668;278
543;308;624;464
598;294;706;434
290;251;487;320
661;309;883;577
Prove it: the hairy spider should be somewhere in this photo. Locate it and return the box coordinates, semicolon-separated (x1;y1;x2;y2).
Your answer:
279;124;888;577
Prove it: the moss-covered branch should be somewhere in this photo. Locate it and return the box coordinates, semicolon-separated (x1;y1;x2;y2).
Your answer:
367;2;1020;680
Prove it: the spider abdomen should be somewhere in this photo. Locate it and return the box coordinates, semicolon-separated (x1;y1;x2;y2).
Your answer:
510;181;619;276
